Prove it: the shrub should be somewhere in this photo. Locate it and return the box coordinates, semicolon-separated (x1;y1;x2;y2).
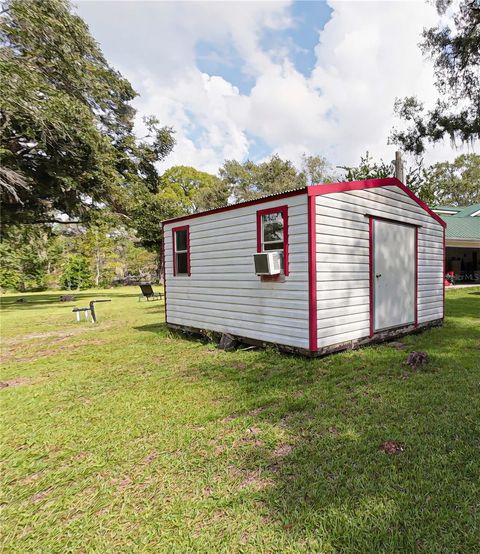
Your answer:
60;255;93;290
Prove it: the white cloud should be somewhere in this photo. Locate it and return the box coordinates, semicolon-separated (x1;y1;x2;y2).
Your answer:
77;0;476;176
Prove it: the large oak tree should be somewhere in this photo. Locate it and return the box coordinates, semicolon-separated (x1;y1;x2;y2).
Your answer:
392;0;479;154
0;0;174;227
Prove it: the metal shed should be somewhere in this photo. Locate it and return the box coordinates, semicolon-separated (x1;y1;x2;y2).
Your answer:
162;177;446;356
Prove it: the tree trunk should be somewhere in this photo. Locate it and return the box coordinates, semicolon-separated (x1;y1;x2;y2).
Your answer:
95;251;101;287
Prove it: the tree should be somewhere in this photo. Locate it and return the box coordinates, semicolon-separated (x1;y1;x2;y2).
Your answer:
0;0;174;227
0;226;53;291
130;166;228;279
424;153;480;205
339;151;480;206
338;152;393;182
160;166;229;213
391;0;479;154
60;255;93;290
78;225;117;288
219;154;304;202
299;154;337;185
338;151;438;203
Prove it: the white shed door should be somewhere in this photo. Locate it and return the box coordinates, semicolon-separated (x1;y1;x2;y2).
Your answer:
373;219;415;332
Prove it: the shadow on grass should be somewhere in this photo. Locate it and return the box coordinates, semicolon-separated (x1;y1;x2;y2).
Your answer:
158;295;479;551
0;291;139;312
202;324;480;552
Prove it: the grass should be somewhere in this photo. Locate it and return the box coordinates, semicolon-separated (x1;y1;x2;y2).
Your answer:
1;286;479;553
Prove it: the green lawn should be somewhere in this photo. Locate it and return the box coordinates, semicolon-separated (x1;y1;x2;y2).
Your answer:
1;286;479;553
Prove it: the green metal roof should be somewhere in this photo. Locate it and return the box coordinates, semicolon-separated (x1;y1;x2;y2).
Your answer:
454;204;480;217
441;216;480;240
432;203;480;240
432;205;465;212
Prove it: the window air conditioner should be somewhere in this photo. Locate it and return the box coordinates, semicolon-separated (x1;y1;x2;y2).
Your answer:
253;252;282;275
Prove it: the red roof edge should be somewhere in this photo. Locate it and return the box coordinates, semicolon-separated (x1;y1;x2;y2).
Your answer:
308;177;446;228
162;177;446;228
162;188;307;225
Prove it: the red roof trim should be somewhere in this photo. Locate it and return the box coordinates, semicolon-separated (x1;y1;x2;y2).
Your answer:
162;188;306;225
163;178;445;228
308;178;446;228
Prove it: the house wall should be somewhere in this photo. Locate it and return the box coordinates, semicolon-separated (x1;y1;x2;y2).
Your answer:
164;194;310;350
315;185;444;350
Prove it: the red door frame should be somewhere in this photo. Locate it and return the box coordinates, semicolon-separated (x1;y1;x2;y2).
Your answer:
368;216;419;337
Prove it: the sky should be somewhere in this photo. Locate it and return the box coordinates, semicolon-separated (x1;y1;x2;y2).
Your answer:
76;0;475;175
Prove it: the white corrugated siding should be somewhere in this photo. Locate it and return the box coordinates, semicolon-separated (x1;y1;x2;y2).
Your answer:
315;185;444;349
164;194;309;349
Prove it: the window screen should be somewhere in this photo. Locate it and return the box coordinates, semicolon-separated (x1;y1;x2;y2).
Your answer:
262;212;284;252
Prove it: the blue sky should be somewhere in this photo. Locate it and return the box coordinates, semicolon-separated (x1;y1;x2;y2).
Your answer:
76;1;470;174
194;1;332;96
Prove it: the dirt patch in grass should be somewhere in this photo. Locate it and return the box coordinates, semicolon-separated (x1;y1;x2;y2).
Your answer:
272;444;293;458
379;440;405;454
239;469;273;491
228;466;273;491
140;451;158;466
2;338;108;364
31;487;53;503
18;470;45;485
0;377;34;389
3;326;100;347
112;476;133;493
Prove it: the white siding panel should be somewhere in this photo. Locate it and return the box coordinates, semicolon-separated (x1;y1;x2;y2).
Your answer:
315;185;444;349
317;327;370;349
164;194;310;349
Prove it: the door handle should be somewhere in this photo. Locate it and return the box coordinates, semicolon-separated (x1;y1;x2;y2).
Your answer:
376;273;382;278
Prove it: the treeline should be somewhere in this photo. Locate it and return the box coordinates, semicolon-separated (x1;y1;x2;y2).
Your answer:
0;224;156;291
0;0;478;291
2;151;478;291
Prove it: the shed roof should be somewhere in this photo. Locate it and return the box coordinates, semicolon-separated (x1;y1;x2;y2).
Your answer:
163;178;446;228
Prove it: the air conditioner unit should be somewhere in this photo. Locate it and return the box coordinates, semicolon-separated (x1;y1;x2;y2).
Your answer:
253;252;282;275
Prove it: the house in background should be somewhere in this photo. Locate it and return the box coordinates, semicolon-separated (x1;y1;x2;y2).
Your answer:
432;204;480;283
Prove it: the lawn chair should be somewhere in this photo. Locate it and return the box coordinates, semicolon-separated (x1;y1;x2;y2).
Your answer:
138;283;163;302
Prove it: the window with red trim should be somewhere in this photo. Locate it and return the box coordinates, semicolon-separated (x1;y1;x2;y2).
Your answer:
256;206;289;275
172;225;190;276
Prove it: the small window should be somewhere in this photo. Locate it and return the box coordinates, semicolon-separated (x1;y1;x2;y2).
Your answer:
256;206;289;275
172;225;190;276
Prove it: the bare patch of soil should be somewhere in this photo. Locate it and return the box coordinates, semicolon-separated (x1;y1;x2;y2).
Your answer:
2;338;107;364
238;469;272;491
19;470;45;485
112;476;132;492
246;406;266;417
379;440;405;454
3;326;99;347
0;377;33;389
272;444;293;458
31;488;53;503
